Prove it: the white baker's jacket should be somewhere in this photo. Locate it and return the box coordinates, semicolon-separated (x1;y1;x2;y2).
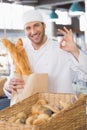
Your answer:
4;37;87;98
22;38;87;93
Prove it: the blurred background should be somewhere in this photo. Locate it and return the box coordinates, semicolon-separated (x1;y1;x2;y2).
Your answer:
0;0;87;94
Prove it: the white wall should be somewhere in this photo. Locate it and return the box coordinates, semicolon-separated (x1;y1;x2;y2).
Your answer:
37;9;55;37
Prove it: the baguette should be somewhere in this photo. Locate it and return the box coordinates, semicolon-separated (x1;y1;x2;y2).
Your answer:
1;38;31;76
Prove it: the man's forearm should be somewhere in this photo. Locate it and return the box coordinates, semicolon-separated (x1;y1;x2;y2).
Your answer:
71;47;80;61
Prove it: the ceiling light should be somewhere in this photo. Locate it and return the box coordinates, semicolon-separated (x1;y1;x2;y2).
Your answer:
49;10;58;22
69;2;85;17
50;10;58;19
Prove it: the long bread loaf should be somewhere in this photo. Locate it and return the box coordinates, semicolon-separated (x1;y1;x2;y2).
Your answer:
1;38;31;75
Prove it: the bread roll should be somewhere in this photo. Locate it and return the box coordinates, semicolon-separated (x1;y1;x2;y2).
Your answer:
26;114;37;125
36;99;48;105
31;99;48;115
15;118;25;124
16;111;27;119
32;104;41;115
43;104;58;113
37;113;49;120
33;118;46;125
33;114;49;125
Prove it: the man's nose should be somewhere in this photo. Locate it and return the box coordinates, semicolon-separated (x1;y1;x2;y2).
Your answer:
31;28;36;34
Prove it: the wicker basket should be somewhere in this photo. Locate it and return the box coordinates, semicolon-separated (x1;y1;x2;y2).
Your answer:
0;92;86;130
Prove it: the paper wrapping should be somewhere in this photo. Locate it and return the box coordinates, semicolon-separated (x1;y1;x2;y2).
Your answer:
10;73;48;106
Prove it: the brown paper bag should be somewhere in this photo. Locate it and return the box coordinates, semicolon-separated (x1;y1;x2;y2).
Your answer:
10;73;48;106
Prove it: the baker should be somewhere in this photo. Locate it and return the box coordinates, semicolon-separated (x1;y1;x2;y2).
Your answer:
3;9;87;99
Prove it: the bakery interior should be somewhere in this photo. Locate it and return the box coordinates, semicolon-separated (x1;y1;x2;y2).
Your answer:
0;0;87;129
0;0;87;94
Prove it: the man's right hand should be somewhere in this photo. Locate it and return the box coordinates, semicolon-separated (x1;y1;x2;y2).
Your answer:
5;78;25;93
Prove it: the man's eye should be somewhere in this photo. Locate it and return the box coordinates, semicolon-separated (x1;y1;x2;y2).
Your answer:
26;27;30;30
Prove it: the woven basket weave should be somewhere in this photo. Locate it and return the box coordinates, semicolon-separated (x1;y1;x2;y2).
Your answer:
0;92;86;130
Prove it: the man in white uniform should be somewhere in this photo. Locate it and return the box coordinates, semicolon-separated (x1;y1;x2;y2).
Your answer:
3;10;87;99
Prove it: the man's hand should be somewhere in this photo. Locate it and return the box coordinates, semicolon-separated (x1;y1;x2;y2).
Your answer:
5;78;24;93
58;27;80;60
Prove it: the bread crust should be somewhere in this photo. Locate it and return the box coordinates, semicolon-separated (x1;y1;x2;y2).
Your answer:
1;38;31;76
